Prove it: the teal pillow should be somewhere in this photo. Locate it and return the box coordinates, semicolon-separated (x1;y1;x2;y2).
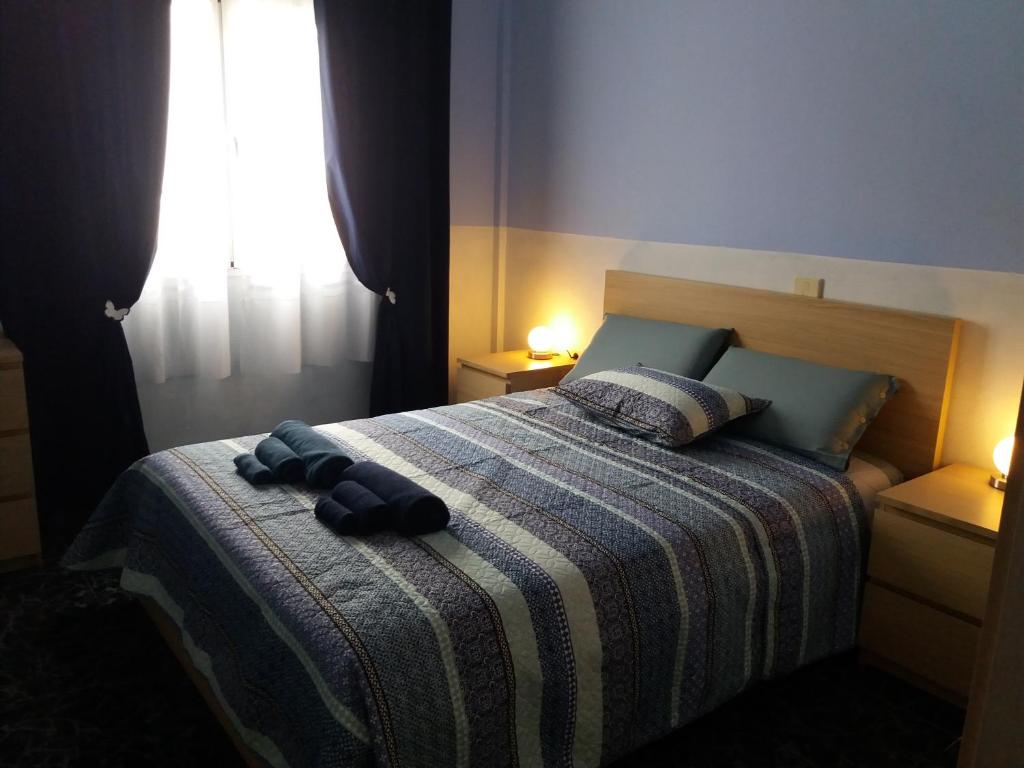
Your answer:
561;314;731;384
703;347;898;470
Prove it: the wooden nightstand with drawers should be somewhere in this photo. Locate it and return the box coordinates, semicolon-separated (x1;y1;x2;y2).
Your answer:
455;350;576;404
0;336;42;570
858;463;1003;701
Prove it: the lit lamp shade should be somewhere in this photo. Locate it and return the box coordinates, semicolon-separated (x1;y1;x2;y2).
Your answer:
990;436;1014;490
527;325;555;360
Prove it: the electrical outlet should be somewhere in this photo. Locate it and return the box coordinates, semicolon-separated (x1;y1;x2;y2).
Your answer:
794;277;824;298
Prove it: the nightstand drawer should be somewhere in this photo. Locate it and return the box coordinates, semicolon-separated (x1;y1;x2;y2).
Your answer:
0;367;29;432
507;366;569;393
0;433;34;500
868;505;994;620
859;582;979;698
0;498;41;560
455;350;575;405
455;366;509;403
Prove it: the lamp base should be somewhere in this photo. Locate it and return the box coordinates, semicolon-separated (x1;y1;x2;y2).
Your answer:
527;351;555;360
989;473;1007;491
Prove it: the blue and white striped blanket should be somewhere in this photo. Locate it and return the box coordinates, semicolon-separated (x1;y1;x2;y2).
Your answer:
64;389;867;768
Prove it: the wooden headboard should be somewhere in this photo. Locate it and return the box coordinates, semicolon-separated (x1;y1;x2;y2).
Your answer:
604;270;961;479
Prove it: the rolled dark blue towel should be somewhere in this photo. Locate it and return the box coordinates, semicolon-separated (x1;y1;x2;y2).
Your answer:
255;437;305;484
341;461;449;535
330;480;391;535
270;419;353;488
314;496;362;536
233;454;273;485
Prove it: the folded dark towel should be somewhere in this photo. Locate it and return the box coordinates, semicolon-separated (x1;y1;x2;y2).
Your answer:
314;496;363;536
341;461;449;535
330;480;391;535
254;437;305;484
233;454;273;485
270;419;353;488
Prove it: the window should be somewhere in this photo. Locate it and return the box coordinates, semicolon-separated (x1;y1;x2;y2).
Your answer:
127;0;376;383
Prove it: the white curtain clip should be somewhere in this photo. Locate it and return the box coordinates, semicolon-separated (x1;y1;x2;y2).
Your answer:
104;300;130;322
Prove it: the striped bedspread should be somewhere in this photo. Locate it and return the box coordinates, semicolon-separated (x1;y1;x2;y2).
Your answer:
64;389;867;768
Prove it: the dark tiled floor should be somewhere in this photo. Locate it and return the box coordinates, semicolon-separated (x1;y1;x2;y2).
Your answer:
1;566;964;768
615;652;963;768
0;566;238;768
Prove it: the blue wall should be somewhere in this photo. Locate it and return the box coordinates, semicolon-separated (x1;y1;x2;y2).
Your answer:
450;0;504;227
452;1;1023;273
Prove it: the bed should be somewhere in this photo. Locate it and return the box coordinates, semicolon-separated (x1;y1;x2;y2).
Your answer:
64;271;961;767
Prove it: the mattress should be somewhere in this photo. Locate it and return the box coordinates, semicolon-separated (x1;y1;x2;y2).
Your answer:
65;388;873;768
845;453;902;513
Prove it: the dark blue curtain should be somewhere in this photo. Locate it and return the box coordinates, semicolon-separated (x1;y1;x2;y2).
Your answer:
0;1;170;555
314;0;451;416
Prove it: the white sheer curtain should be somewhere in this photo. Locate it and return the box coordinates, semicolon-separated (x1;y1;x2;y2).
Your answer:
127;0;376;383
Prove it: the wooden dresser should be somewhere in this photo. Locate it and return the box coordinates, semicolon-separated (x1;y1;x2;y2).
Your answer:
455;350;576;404
859;464;1002;701
0;336;41;569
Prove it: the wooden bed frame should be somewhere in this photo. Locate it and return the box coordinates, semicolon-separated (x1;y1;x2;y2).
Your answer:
604;270;961;479
141;597;266;767
144;270;963;764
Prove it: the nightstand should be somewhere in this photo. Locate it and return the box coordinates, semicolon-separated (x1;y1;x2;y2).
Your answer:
0;336;41;571
858;464;1003;701
455;350;576;404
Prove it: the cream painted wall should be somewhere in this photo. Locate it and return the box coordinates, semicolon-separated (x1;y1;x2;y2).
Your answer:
448;225;501;401
496;227;1024;471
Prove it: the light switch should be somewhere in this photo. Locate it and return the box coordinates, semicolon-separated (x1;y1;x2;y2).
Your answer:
794;277;824;298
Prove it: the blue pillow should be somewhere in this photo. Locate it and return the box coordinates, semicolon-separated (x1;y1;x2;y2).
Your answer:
703;347;898;470
556;365;769;447
561;314;731;384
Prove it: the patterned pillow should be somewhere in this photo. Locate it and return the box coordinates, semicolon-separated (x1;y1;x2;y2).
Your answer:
556;365;770;447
